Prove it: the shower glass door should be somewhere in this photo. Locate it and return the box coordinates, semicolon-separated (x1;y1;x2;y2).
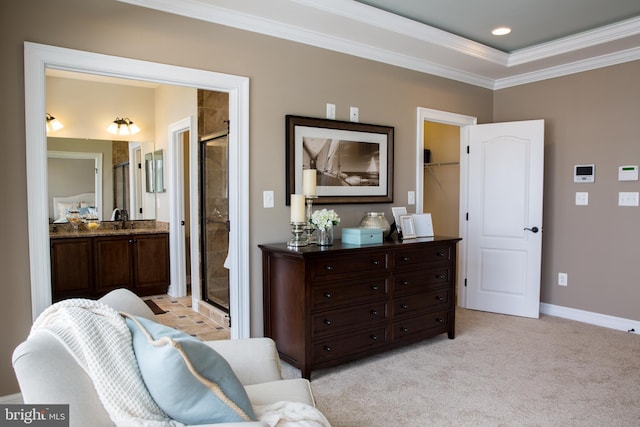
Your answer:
200;130;230;312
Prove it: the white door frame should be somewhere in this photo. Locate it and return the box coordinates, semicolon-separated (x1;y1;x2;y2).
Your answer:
416;107;477;308
167;118;193;299
24;42;251;339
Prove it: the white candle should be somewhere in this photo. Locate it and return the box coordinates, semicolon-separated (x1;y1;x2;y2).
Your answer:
290;194;306;223
302;169;317;196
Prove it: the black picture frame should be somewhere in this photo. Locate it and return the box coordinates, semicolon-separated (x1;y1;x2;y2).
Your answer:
286;115;394;205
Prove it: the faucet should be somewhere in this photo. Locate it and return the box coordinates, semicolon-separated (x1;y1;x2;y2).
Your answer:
120;209;129;229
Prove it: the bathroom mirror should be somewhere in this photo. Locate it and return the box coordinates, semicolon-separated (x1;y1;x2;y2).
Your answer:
48;137;156;221
145;149;165;193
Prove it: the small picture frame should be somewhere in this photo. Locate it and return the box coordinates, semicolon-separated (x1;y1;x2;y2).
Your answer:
399;215;416;239
391;206;407;231
412;213;434;237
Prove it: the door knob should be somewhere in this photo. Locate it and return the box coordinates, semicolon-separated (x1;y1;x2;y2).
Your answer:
524;226;539;233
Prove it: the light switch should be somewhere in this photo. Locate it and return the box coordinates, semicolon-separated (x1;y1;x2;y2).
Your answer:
618;192;639;207
575;192;588;206
263;190;274;208
326;103;335;120
408;191;415;205
350;107;359;122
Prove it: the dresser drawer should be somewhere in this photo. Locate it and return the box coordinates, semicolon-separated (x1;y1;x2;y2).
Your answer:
313;326;389;362
394;267;451;295
312;277;389;310
393;288;451;318
311;252;388;278
394;244;451;269
392;310;450;342
313;302;388;336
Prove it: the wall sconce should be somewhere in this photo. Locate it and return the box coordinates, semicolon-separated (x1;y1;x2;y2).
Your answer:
107;117;141;136
46;113;64;132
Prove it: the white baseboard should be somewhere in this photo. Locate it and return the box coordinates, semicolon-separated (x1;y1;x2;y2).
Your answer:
540;303;640;334
0;393;23;404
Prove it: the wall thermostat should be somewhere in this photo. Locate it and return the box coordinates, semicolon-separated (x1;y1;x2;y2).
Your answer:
618;165;639;181
574;164;595;183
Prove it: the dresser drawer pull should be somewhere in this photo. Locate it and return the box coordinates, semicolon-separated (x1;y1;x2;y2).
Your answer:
400;303;409;310
324;292;332;299
436;251;446;257
400;280;409;286
324;265;334;271
436;274;446;280
324;319;332;325
436;296;445;302
370;335;378;341
371;259;380;266
323;345;332;352
436;318;444;324
370;310;378;316
400;327;409;333
401;256;410;262
371;285;379;291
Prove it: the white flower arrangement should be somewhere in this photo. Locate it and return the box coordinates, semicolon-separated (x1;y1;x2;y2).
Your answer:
310;209;340;229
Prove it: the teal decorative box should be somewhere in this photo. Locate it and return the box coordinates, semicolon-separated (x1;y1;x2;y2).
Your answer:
342;227;383;245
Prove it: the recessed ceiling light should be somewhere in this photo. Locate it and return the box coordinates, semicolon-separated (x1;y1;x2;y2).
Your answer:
492;27;512;36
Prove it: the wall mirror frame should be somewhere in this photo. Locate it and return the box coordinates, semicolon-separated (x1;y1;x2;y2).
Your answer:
24;42;251;339
145;149;165;193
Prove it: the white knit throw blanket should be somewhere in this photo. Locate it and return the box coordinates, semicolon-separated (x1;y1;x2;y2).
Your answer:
31;299;181;427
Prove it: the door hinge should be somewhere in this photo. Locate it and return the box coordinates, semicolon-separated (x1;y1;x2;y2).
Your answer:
138;162;142;169
466;145;470;154
464;278;467;287
466;212;469;221
139;208;143;214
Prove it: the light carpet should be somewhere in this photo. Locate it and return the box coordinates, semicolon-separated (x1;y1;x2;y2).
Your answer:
281;308;640;426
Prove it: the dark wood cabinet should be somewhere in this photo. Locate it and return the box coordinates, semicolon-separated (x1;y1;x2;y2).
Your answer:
259;236;461;379
50;237;94;302
94;235;134;294
51;232;169;301
132;233;171;294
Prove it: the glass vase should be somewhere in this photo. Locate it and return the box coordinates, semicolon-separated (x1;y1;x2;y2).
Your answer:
316;226;334;246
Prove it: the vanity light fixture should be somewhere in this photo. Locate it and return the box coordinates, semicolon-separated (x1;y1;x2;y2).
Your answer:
107;117;141;136
492;27;512;36
46;113;64;132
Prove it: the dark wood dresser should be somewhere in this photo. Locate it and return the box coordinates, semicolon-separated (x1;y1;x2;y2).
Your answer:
259;236;461;379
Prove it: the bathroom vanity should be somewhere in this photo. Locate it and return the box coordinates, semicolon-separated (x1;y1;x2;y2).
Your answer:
49;222;169;301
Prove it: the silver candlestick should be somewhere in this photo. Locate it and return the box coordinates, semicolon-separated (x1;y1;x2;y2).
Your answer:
287;222;308;248
305;196;318;244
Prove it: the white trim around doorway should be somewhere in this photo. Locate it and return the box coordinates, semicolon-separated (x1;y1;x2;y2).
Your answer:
24;42;251;339
416;107;477;308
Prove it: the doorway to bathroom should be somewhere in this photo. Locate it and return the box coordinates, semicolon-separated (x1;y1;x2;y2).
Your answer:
198;90;230;314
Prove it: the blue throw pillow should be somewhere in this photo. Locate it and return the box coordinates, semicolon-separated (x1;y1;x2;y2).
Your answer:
124;314;257;424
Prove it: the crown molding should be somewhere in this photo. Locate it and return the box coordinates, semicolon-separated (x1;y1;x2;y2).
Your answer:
495;46;640;90
508;16;640;66
118;0;640;89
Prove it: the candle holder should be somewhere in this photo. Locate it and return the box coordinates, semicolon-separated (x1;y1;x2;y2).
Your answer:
304;195;318;244
287;222;308;248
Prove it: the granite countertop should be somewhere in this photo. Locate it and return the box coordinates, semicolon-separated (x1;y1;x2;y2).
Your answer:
49;220;169;239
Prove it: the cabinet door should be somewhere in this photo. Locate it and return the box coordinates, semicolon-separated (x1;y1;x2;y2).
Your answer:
133;233;169;295
94;236;133;294
50;238;94;301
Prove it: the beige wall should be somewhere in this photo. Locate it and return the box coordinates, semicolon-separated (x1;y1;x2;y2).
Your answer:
494;60;640;321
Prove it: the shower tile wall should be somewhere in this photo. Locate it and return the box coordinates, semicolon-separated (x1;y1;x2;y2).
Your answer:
199;90;230;309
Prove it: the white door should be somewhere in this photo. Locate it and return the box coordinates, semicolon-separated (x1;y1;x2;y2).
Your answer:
465;120;544;318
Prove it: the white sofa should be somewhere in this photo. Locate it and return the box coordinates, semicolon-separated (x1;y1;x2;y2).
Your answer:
12;289;316;427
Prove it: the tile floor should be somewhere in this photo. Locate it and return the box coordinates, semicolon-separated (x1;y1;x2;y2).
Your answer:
143;294;230;341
